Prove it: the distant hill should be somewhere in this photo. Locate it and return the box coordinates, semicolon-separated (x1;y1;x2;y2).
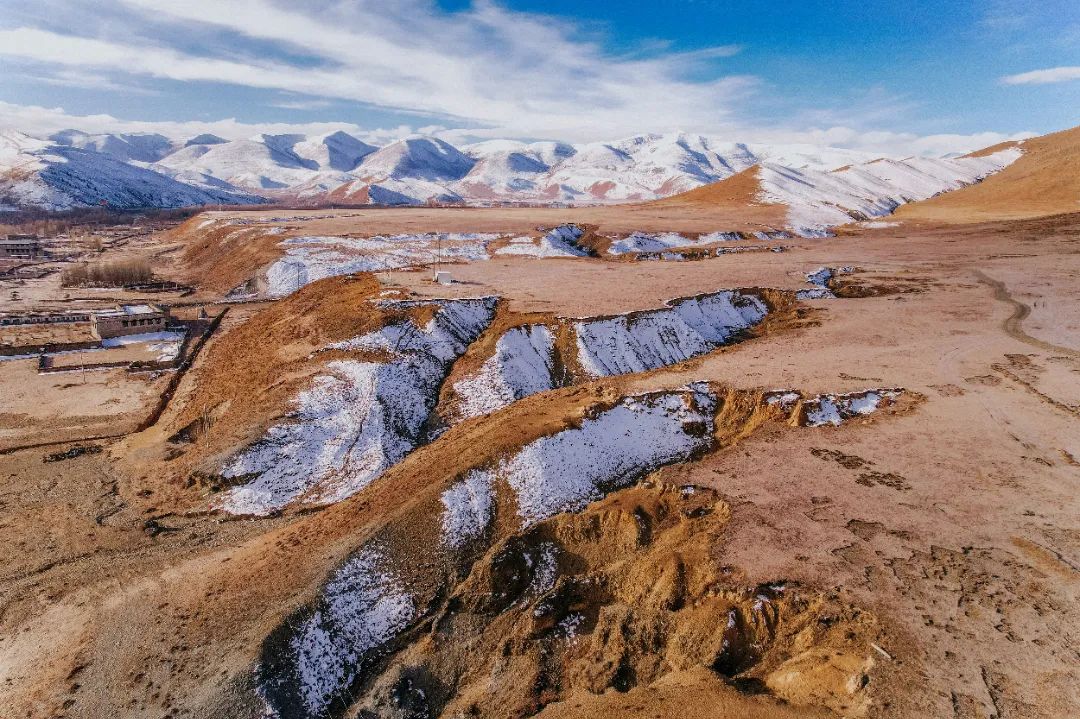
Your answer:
895;125;1080;222
3;123;1067;225
651;146;1024;234
0;131;263;211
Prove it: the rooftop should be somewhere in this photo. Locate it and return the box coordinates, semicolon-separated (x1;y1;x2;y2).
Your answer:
94;304;163;317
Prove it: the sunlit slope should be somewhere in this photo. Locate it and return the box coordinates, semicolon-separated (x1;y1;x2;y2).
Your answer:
896;124;1080;222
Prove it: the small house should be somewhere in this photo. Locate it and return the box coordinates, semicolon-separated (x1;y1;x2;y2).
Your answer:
91;304;170;340
0;235;43;260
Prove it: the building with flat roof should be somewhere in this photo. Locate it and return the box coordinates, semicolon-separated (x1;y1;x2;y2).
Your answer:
0;235;43;260
90;304;169;339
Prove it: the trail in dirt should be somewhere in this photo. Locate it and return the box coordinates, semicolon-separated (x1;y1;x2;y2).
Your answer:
973;270;1080;357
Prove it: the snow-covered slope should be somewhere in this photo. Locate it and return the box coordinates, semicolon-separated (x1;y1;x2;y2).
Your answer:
456;149;550;197
357;137;475;182
293;131;377;172
155;137;319;190
574;291;768;377
476;385;717;525
0;130;262;210
756;149;1022;232
0;125;1026;220
452;324;557;418
50;129;176;163
446;288;768;422
265;232;500;296
217;297;498;515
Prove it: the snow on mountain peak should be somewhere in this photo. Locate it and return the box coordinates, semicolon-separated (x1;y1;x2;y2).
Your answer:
357;136;475;182
0;125;1024;225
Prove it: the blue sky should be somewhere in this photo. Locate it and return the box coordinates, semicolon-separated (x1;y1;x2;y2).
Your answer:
0;0;1076;154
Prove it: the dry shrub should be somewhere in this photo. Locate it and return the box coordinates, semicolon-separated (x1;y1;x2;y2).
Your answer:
61;258;154;287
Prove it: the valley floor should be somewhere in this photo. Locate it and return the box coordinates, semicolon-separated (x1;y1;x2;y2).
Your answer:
0;210;1077;718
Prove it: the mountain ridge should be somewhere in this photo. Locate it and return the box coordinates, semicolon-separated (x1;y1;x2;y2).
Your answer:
0;125;1049;229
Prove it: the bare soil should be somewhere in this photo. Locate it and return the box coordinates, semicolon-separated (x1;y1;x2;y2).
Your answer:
0;200;1077;719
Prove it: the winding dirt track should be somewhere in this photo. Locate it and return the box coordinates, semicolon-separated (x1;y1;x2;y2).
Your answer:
974;269;1080;357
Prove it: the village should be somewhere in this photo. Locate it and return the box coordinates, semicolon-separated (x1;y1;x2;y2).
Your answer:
0;223;223;452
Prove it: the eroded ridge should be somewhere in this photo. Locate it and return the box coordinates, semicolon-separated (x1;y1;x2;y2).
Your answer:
767;388;904;426
216;297;497;515
251;380;910;718
258;481;877;719
447;289;772;422
266;233;502;296
494;224;590;258
574;291;768;377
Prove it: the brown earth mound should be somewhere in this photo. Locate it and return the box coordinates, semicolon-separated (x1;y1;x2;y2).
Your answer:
345;481;878;719
896;124;1080;222
172;216;292;295
649;165;775;213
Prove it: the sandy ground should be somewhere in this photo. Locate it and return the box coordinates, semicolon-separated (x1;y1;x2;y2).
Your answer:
194;197;787;236
0;209;1077;718
0;357;170;449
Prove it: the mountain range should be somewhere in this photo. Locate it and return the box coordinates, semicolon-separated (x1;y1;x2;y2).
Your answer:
0;127;1023;231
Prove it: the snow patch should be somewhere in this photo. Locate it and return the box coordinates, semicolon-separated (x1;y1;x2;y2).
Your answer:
494;224;588;258
805;389;902;426
440;470;495;548
607;230;741;255
765;388;903;425
795;266;853;300
481;386;716;524
452;324;556;419
330;297;497;363
217;298;496;515
283;547;414;715
574;291;767;377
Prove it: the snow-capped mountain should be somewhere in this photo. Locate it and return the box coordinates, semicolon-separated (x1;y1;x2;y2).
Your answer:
49;130;177;163
355;137;475;182
292;131;377;172
0;126;1024;227
755;150;1023;231
0;130;262;211
184;134;228;147
155;135;320;190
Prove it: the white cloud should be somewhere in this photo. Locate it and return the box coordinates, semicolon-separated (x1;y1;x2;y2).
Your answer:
270;98;335;111
0;1;1041;155
0;100;1033;159
0;100;400;143
0;1;753;140
1001;66;1080;85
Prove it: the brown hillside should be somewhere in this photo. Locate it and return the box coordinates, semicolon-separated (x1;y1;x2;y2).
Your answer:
116;273;410;489
897;124;1080;222
652;165;763;208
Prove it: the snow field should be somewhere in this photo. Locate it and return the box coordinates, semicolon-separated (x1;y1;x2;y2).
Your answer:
284;547;415;715
574;291;768;377
217;298;496;515
265;233;501;296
